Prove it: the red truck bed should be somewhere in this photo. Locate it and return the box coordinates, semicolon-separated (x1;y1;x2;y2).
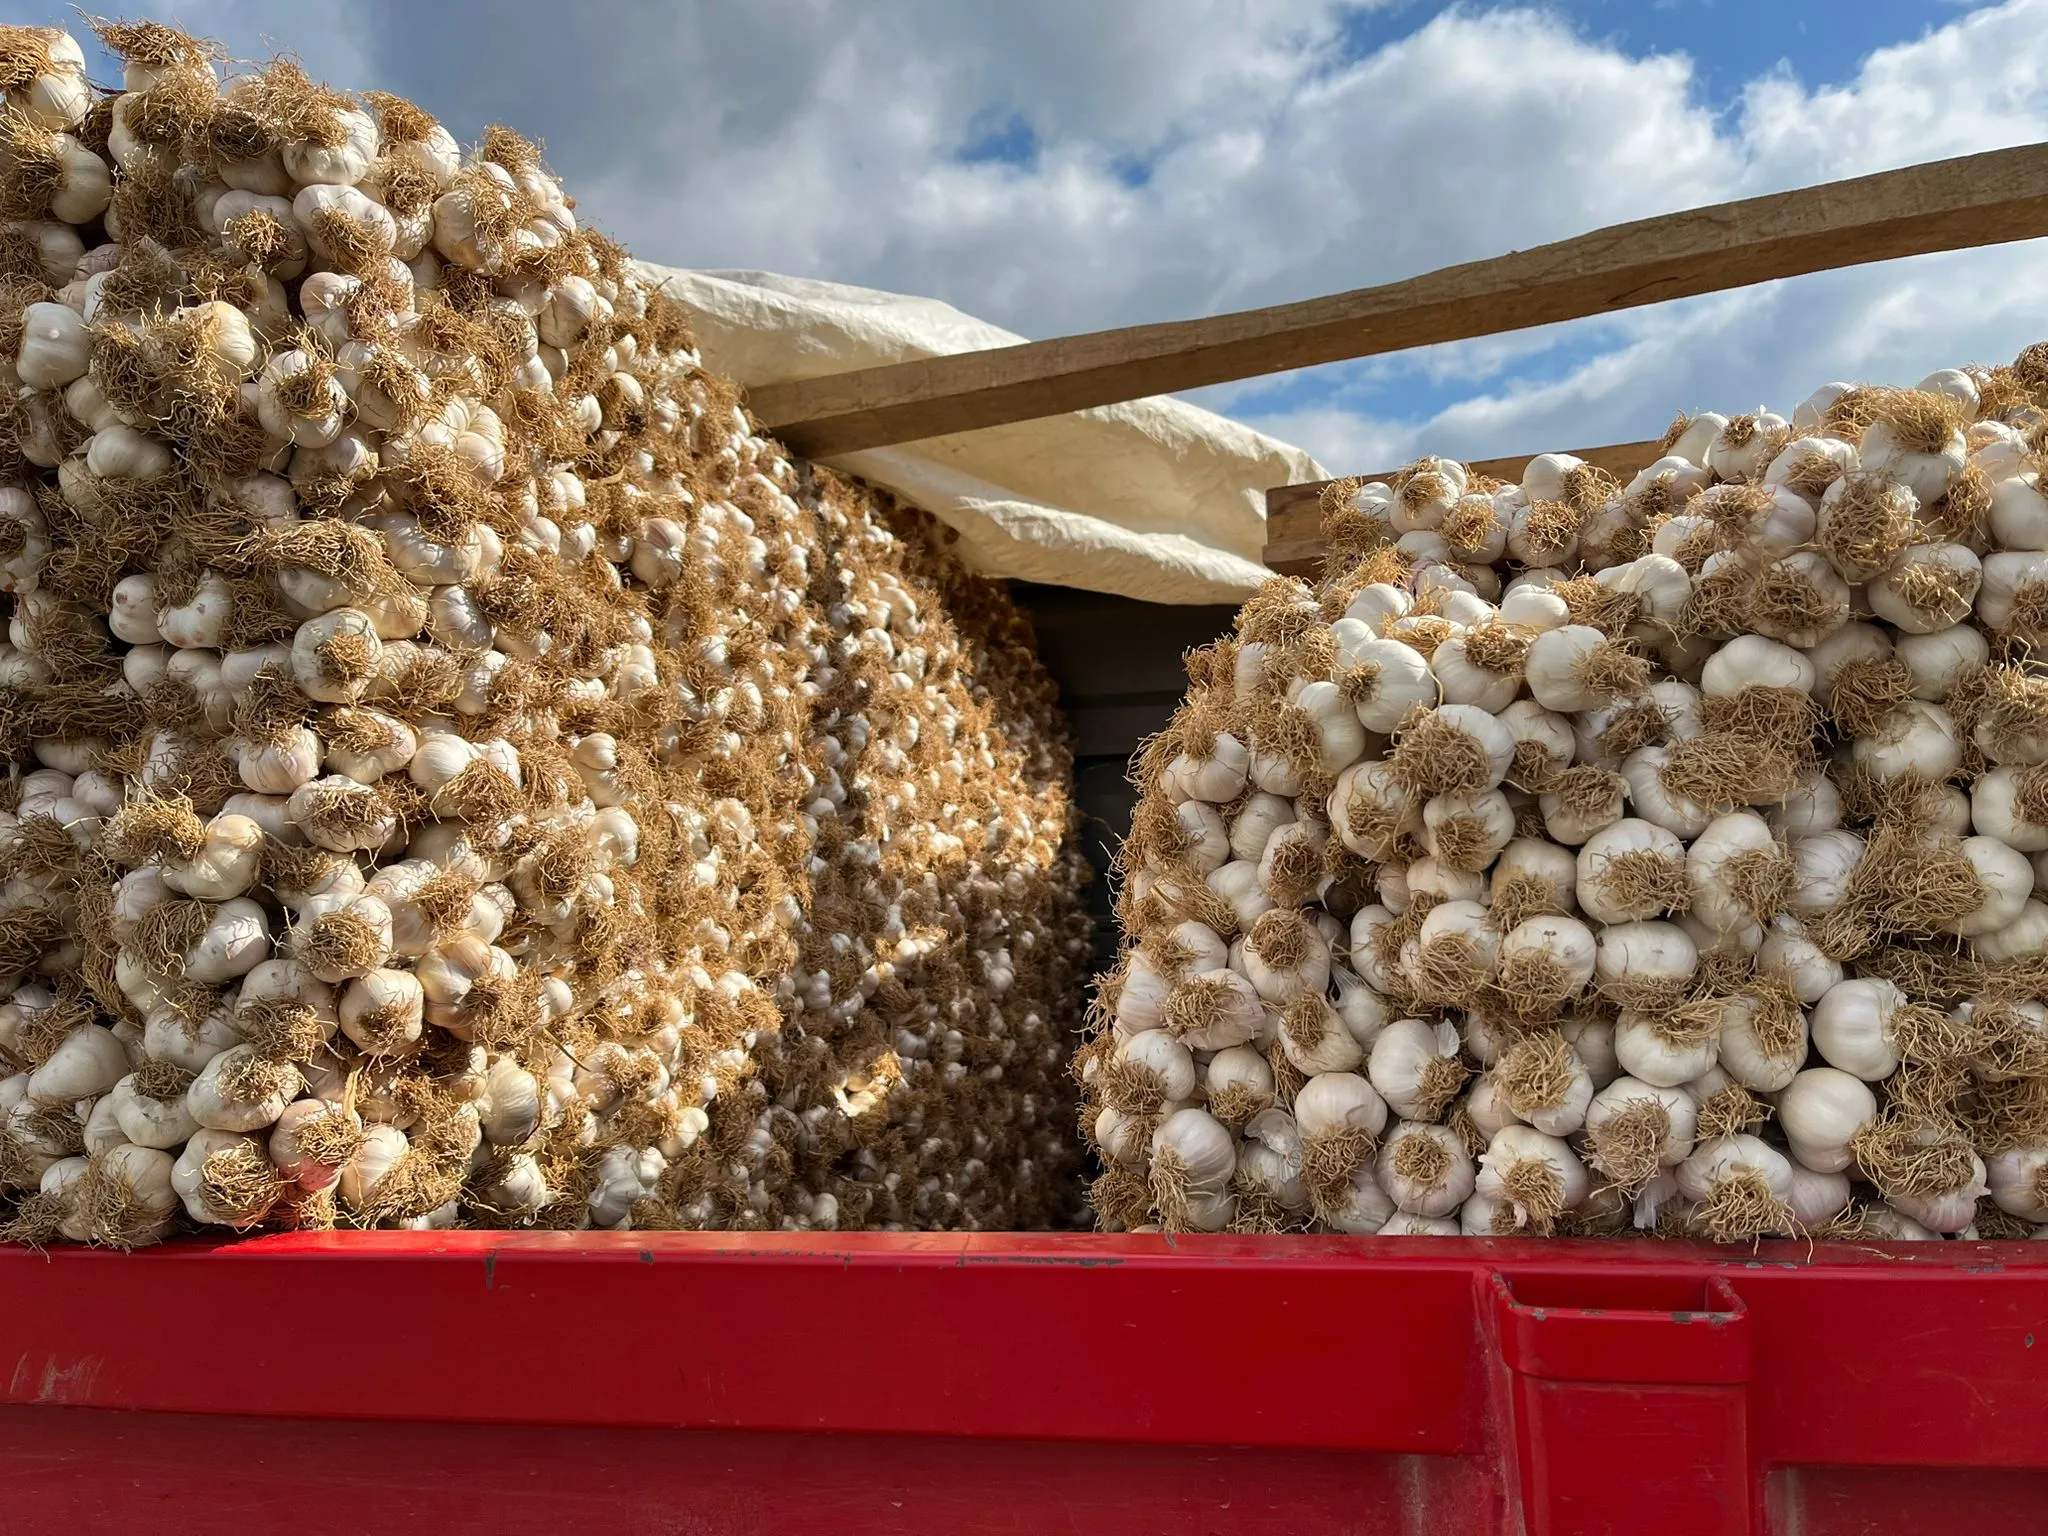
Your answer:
3;1231;2046;1534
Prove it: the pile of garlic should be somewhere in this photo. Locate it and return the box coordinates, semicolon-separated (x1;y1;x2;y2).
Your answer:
1086;358;2048;1242
0;20;1085;1246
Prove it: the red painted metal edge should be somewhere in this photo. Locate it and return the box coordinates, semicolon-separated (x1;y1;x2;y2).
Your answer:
1494;1272;1751;1384
2;1231;2045;1473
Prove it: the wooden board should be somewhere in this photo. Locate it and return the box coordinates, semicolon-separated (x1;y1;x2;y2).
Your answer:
750;144;2048;458
1261;438;1665;576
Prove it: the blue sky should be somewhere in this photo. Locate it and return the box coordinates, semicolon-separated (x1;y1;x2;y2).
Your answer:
1356;1;1950;101
22;0;2048;477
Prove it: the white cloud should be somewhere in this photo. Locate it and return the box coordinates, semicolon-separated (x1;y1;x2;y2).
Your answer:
15;0;2048;484
1242;0;2048;471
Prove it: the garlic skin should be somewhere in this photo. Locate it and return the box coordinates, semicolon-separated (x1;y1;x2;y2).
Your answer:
1150;1107;1237;1191
162;814;266;901
1700;634;1816;700
1757;917;1843;1005
1851;701;1963;783
1593;921;1698;1008
1891;1154;1990;1235
1342;635;1438;734
1476;1125;1590;1229
1769;773;1843;839
26;1024;131;1106
340;968;427;1056
1585;1076;1697;1175
1492;835;1577;912
1619;748;1713;840
1869;544;1983;634
172;1128;282;1228
1422;789;1515;870
1862;415;1967;508
185;899;274;985
17;301;91;389
1976;901;2048;966
291;609;384;704
1614;1010;1718;1090
1578;818;1688;923
1293;1071;1389;1145
1980;551;2048;637
1988;1147;2048;1223
1894;624;1989;700
109;1072;201;1150
1367;1018;1466;1121
1407;899;1499;1000
1464;1073;1524;1142
1782;1162;1851;1228
1376;1120;1475;1217
1811;978;1904;1081
1323;1167;1398;1234
1676;1134;1794;1227
1496;915;1597;1009
1776;1067;1876;1175
1946;835;2035;938
1378;1211;1460;1236
187;1046;301;1134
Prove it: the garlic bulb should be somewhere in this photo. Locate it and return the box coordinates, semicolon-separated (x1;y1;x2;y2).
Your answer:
1376;1120;1475;1217
1476;1125;1589;1231
1675;1134;1794;1240
187;1046;301;1134
1850;700;1962;783
1811;978;1907;1080
0;23;1111;1247
1593;920;1697;1012
1162;969;1265;1050
1945;835;2035;938
1756;916;1843;1004
1890;1154;1990;1235
1584;1076;1696;1191
1341;635;1438;734
1869;544;1983;634
1577;818;1688;923
1407;899;1499;1004
1987;1146;2048;1223
1614;1007;1719;1090
1894;624;1989;700
1367;1017;1468;1121
1776;1067;1876;1175
1495;916;1597;1012
1861;405;1967;507
1422;789;1515;871
1493;1025;1594;1135
1686;814;1792;934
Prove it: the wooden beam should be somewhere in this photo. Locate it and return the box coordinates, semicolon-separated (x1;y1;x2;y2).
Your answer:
1261;439;1666;575
750;144;2048;459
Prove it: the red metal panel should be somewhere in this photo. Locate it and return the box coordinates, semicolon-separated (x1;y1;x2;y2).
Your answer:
1495;1272;1751;1384
3;1232;2048;1536
1734;1260;2048;1471
0;1406;1504;1536
1512;1379;1753;1536
0;1232;1480;1450
1769;1466;2048;1536
1496;1273;1755;1534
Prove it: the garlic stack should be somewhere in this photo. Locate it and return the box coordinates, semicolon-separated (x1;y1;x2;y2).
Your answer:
1087;371;2048;1244
0;20;1085;1246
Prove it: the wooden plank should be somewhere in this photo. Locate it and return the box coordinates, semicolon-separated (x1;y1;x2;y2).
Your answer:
751;145;2048;458
1262;438;1666;574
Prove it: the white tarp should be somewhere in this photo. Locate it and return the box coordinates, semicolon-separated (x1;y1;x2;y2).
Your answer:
636;265;1324;605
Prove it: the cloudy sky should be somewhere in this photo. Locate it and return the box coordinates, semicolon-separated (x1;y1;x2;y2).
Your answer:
29;0;2048;475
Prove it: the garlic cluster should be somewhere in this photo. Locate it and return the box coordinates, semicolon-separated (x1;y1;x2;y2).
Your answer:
0;22;1086;1246
1087;366;2048;1243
